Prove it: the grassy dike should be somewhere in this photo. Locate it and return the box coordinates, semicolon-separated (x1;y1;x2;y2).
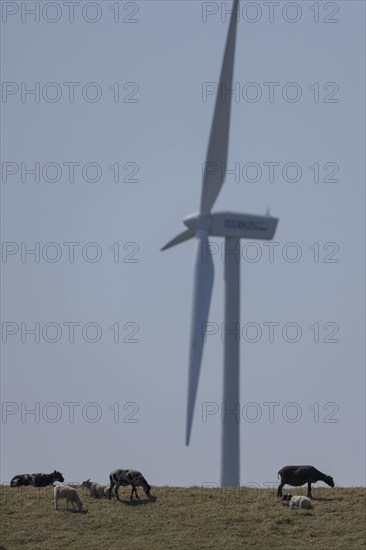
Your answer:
1;486;365;549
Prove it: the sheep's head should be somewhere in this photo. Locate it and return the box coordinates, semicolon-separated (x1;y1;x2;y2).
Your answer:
77;499;83;512
81;479;91;488
282;494;293;502
54;471;64;483
144;483;152;498
325;475;335;487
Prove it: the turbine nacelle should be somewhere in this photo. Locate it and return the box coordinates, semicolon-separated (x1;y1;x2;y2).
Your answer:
184;212;278;241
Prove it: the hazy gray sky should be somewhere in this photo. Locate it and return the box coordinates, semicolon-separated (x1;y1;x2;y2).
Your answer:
1;1;365;488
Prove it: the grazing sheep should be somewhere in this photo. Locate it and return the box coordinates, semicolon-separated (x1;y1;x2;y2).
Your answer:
109;469;151;501
10;470;64;488
54;485;83;512
288;495;313;509
277;465;335;498
81;479;114;498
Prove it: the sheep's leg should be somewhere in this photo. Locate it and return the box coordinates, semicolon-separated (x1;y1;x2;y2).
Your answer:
307;482;312;499
130;486;139;500
109;480;116;500
277;483;284;497
114;482;120;501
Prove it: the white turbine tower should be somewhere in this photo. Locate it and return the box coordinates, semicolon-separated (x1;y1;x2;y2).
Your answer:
162;0;278;487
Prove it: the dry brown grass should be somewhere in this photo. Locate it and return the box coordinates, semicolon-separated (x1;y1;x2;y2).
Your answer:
1;485;365;549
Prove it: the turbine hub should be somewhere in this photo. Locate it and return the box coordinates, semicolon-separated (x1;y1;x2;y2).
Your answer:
183;213;211;232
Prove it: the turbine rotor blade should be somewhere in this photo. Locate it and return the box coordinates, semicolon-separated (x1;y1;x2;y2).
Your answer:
200;0;239;215
186;230;214;445
161;228;195;251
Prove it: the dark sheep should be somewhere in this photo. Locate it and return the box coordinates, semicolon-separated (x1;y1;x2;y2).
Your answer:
277;465;335;498
10;474;32;487
10;470;64;488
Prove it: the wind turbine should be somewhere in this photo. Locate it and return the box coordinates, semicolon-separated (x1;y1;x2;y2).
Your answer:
162;0;278;487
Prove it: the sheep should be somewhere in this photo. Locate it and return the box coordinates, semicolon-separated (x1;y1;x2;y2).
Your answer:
282;493;313;509
277;465;335;499
54;485;83;512
10;474;32;487
81;479;114;498
288;495;313;509
108;469;151;501
10;470;64;488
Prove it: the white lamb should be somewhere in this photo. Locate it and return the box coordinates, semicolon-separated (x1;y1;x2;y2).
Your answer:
54;485;83;512
289;495;313;509
81;479;114;498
